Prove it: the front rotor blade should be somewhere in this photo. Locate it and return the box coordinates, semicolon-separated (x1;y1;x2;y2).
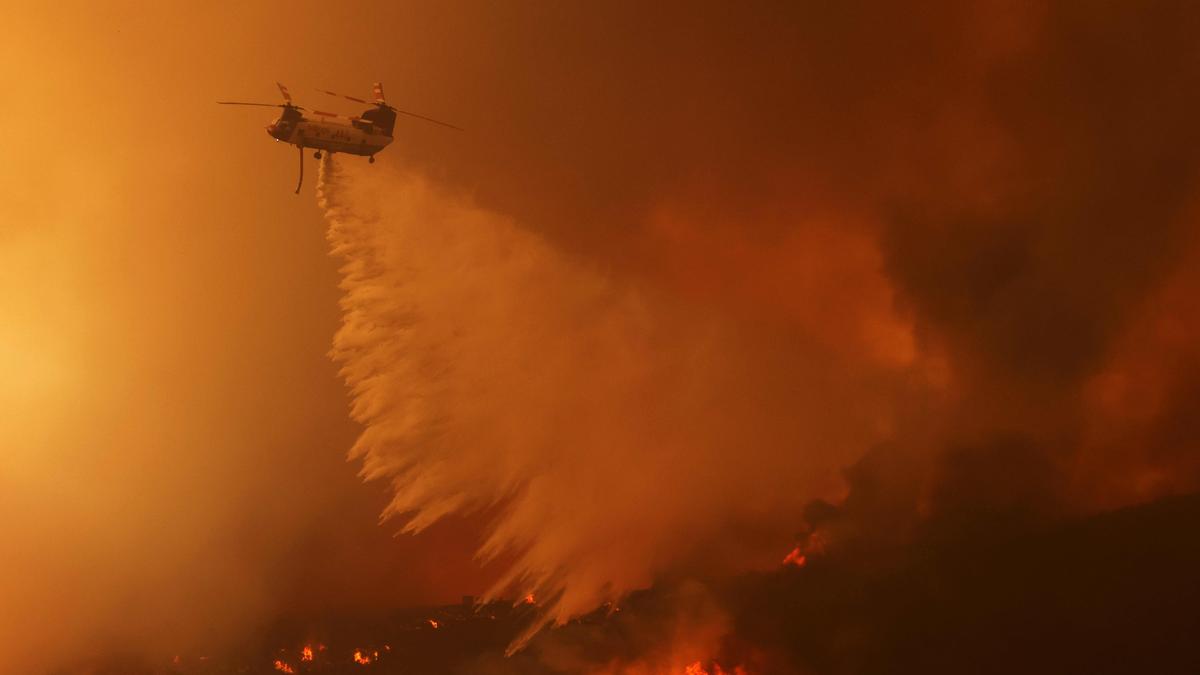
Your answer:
316;88;370;105
217;101;283;107
276;82;293;103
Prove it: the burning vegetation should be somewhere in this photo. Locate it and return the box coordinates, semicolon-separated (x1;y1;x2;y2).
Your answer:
684;663;746;675
125;492;1200;675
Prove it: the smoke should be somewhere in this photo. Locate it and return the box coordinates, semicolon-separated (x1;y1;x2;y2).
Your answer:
2;2;1196;674
316;156;910;641
314;3;1200;655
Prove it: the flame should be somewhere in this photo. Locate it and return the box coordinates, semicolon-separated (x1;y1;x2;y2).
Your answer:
782;546;807;567
353;649;372;665
428;619;440;628
301;645;314;661
683;662;748;675
273;660;296;674
523;593;536;605
783;530;827;568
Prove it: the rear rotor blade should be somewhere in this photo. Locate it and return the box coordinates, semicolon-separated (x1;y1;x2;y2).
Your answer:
389;107;464;131
315;83;460;130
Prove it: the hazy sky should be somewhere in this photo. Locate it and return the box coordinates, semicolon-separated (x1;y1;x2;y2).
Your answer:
3;2;1200;673
0;2;515;666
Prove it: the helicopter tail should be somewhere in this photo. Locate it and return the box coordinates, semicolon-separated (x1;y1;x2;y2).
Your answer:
363;83;397;136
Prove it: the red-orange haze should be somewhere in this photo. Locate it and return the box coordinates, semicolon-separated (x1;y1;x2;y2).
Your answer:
3;2;1200;674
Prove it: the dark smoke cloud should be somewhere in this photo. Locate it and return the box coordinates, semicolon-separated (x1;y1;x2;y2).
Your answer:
369;0;1200;597
304;2;1200;655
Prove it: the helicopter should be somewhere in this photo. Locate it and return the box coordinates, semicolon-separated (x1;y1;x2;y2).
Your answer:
219;82;461;193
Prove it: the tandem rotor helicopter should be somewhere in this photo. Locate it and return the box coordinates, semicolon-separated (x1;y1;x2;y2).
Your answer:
219;82;461;193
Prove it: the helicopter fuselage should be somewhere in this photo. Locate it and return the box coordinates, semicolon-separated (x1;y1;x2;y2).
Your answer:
219;81;452;192
268;116;392;157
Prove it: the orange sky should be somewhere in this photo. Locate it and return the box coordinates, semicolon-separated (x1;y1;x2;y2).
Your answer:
0;2;510;667
4;3;1200;673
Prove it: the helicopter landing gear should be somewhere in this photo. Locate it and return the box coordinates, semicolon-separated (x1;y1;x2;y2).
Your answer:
368;155;375;164
313;151;322;160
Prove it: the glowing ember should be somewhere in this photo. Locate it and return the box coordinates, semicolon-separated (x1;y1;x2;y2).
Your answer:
273;660;296;674
782;545;807;567
301;645;314;661
353;649;373;665
523;593;536;604
428;618;440;628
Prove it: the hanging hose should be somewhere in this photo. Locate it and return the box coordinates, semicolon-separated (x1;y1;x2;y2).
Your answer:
295;145;304;194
